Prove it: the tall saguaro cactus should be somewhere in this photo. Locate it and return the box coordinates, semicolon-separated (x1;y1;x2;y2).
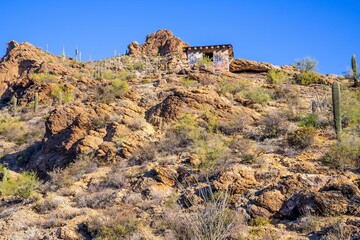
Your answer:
332;81;342;136
352;55;359;87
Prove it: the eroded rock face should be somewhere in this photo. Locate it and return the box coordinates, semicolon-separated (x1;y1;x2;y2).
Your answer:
127;29;189;58
0;40;69;103
230;58;274;73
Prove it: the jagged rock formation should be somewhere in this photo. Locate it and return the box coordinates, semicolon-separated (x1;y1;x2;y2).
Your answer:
127;29;189;58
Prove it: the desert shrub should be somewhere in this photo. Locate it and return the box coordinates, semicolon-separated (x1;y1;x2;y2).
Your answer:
267;69;288;84
287;127;316;149
129;143;156;166
132;62;144;71
48;155;98;190
203;111;219;133
295;57;318;72
33;196;64;214
50;83;74;103
111;78;130;97
171;114;202;147
248;217;270;227
0;116;28;144
88;208;140;240
341;88;360;129
30;73;57;84
103;163;128;189
117;69;135;81
260;113;287;139
0;170;39;200
180;77;197;88
324;133;360;170
219;79;245;96
229;137;260;163
128;118;147;131
194;136;230;170
295;71;321;85
103;70;115;80
167;191;236;240
299;113;319;128
240;88;271;106
198;55;213;66
218;115;247;135
75;189;116;209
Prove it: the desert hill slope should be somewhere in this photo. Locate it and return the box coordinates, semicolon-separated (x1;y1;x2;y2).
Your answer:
0;30;358;239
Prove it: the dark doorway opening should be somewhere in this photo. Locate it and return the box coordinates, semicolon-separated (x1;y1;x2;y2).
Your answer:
203;52;214;61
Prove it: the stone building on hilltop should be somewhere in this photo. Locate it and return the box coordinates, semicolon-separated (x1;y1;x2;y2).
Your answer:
185;44;234;71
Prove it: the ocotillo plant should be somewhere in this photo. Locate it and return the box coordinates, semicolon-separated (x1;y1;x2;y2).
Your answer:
12;96;17;115
34;92;39;113
351;54;359;87
332;81;342;136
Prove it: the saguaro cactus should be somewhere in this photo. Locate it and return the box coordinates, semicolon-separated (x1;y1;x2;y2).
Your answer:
34;92;39;112
352;55;359;87
332;81;342;136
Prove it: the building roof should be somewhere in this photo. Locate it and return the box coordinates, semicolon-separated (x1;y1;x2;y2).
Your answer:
184;44;234;58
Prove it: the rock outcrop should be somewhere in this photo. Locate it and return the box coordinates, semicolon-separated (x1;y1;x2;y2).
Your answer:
230;58;274;72
127;29;189;58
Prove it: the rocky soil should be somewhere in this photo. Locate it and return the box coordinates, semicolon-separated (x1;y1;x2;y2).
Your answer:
0;29;358;240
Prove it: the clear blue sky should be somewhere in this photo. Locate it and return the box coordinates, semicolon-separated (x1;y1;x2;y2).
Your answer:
1;0;359;74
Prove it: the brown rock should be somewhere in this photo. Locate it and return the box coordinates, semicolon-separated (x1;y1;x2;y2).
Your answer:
154;166;178;186
256;190;285;213
230;58;274;73
213;164;257;194
127;29;189;58
248;204;272;218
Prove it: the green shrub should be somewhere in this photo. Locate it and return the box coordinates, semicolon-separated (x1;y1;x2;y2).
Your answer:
31;73;57;84
198;55;213;66
324;133;360;170
180;77;197;88
194;136;230;170
287;127;316;149
103;70;115;80
0;116;28;144
241;88;271;106
50;83;74;104
267;70;288;84
341;88;360;129
219;79;245;95
295;57;318;72
133;62;144;71
117;70;135;81
295;71;321;85
299;114;318;128
0;170;39;199
248;217;270;227
111;78;130;97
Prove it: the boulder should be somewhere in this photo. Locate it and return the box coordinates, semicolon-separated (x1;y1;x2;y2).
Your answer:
230;58;274;73
154;166;178;186
127;29;189;58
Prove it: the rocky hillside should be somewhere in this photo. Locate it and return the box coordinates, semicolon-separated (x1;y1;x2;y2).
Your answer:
0;29;359;240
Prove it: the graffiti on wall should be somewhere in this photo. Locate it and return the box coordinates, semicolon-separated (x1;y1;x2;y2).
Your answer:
213;49;230;70
187;49;230;71
188;51;203;65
